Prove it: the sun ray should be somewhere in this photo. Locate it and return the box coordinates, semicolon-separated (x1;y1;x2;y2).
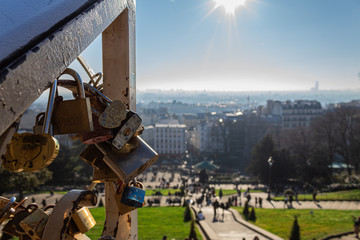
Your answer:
213;0;247;15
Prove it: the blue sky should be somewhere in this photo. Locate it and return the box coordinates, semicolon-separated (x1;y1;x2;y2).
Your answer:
80;0;360;91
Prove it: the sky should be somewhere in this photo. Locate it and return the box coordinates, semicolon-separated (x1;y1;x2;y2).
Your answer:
79;0;360;92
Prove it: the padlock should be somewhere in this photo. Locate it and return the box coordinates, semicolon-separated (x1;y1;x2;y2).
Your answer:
0;197;27;225
114;180;145;215
0;118;20;158
112;112;142;150
80;144;106;170
3;204;38;237
19;208;49;240
81;114;113;144
92;165;119;183
32;113;45;134
99;100;128;129
121;181;145;208
77;55;103;89
52;68;94;135
0;196;16;224
80;84;113;144
95;136;159;184
70;207;96;234
2;80;60;172
80;145;120;182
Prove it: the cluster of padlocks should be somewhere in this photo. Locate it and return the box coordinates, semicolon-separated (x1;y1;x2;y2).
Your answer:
0;56;159;239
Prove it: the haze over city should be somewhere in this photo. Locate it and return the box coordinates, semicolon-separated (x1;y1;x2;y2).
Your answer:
76;0;360;92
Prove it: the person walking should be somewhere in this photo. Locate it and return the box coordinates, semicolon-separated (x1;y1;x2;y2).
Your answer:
289;194;293;208
312;190;318;202
259;197;263;208
213;199;219;221
220;202;225;222
352;216;360;238
284;195;288;208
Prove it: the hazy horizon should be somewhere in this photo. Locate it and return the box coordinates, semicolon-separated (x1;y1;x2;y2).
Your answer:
77;0;360;92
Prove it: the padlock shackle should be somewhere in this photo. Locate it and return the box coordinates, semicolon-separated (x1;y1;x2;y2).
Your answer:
0;197;16;219
77;55;103;88
35;112;45;126
60;68;86;99
56;80;112;104
42;79;57;134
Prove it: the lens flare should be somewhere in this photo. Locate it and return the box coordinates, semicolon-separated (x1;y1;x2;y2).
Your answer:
213;0;247;15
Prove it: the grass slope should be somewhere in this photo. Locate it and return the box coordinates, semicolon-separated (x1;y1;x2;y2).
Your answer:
234;207;360;240
146;188;182;196
88;207;203;240
273;189;360;201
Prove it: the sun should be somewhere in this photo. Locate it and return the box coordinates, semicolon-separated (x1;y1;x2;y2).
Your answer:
213;0;247;15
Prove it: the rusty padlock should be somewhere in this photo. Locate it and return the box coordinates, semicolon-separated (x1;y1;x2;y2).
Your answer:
80;84;113;144
52;68;94;135
19;205;54;240
3;204;38;238
80;145;119;182
95;136;159;184
2;80;60;172
92;166;119;183
98;100;128;129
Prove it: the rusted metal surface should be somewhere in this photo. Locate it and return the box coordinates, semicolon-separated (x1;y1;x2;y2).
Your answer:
102;182;121;238
102;1;137;238
19;209;49;240
102;7;136;111
0;0;132;136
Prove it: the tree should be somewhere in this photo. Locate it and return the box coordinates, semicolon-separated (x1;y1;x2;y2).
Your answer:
184;204;192;222
243;201;250;220
248;207;256;222
188;219;198;240
0;168;52;200
310;106;360;176
199;169;208;184
47;138;91;185
247;135;275;183
289;216;300;240
247;135;293;185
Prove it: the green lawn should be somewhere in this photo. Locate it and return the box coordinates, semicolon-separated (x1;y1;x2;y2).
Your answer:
88;207;203;240
234;207;360;240
215;189;264;197
273;189;360;201
146;188;182;196
215;189;237;196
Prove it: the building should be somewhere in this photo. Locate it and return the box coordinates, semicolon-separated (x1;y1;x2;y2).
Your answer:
263;100;322;129
153;120;186;155
281;100;322;128
190;120;224;153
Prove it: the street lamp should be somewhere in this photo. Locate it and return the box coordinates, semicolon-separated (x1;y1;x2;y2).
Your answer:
267;156;274;201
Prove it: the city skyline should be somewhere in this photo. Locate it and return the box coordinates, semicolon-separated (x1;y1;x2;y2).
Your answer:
78;0;360;92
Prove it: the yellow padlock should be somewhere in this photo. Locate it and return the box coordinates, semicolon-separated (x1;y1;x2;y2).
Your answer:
2;80;59;172
3;133;59;172
71;207;96;234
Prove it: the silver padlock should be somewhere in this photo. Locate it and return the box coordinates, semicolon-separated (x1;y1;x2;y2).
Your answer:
95;136;159;184
112;112;142;150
